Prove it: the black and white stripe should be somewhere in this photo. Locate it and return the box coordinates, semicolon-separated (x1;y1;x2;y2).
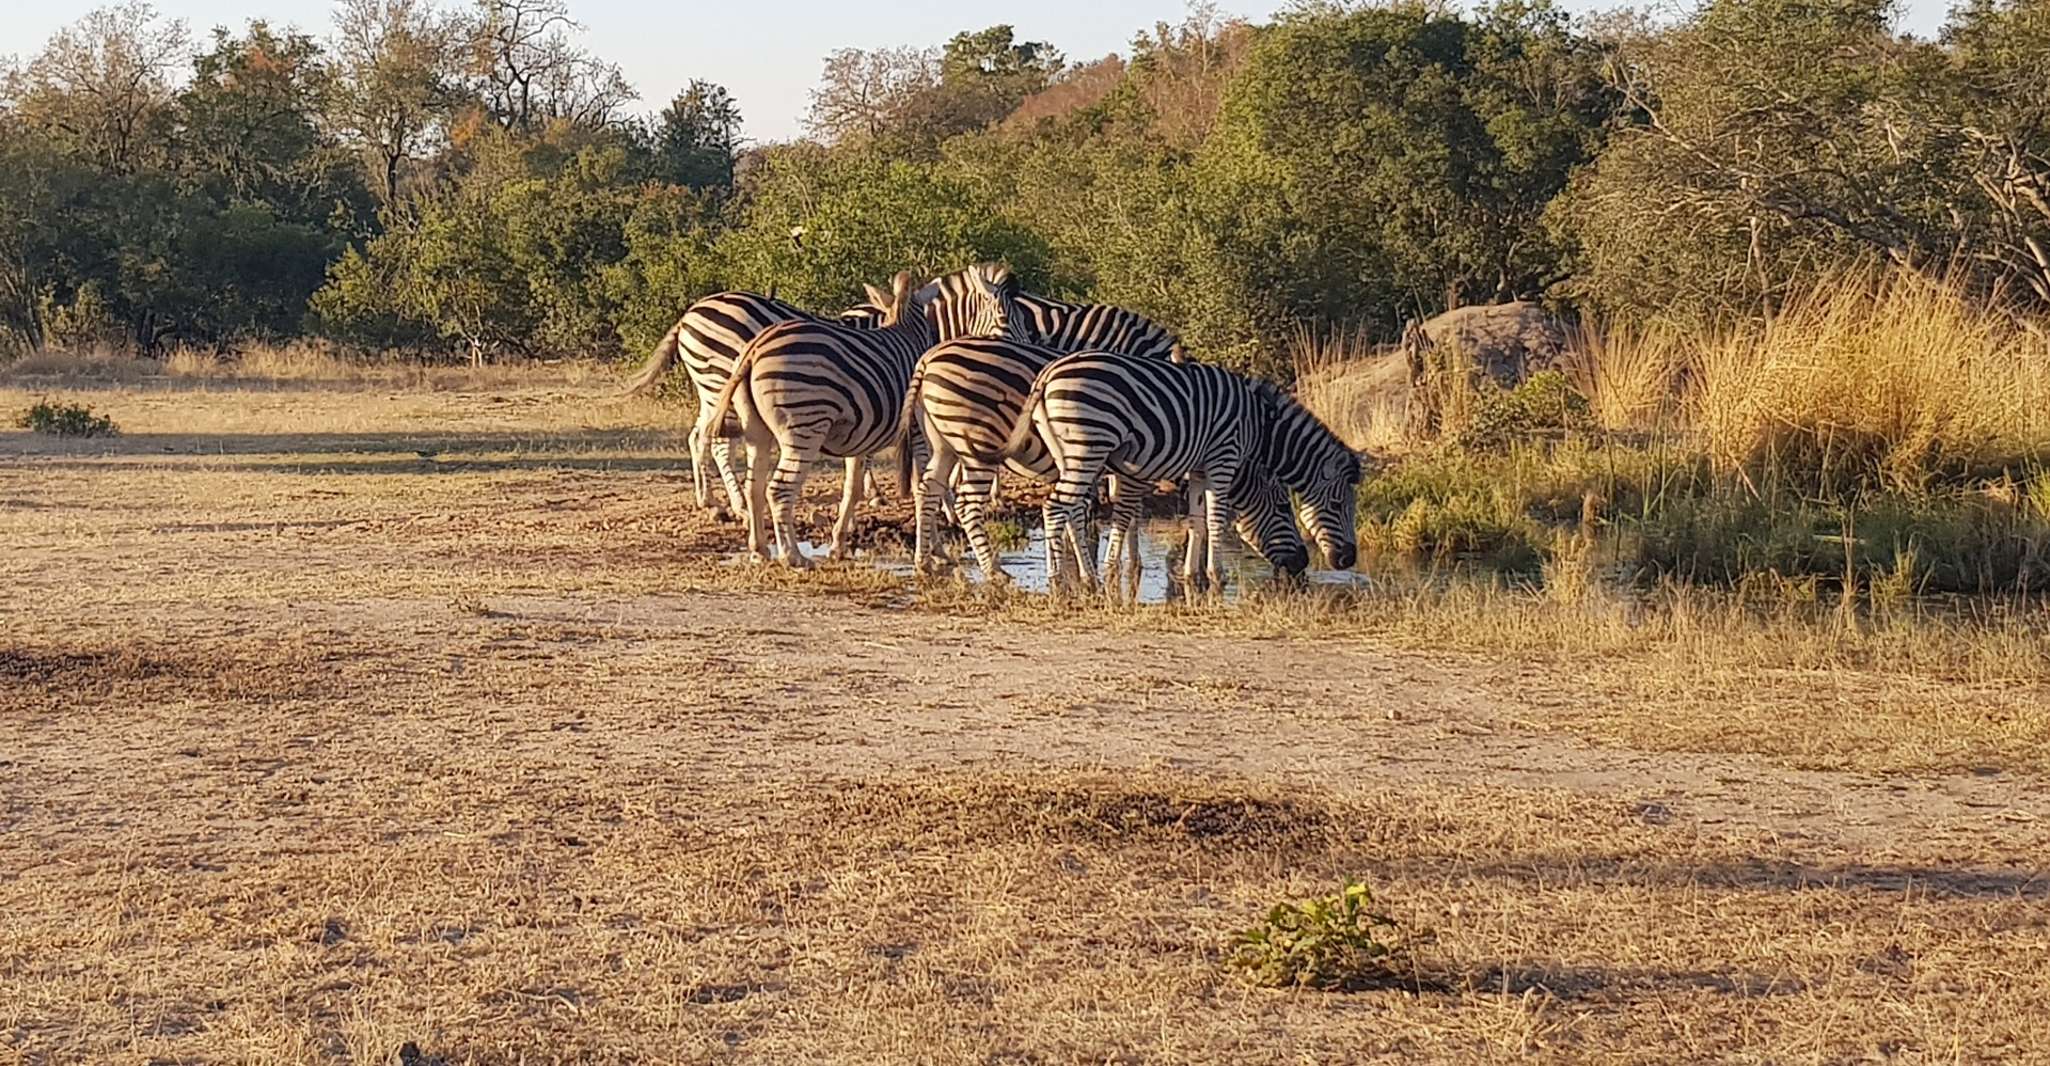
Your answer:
1002;352;1361;594
1017;294;1184;363
624;294;887;515
704;264;1030;566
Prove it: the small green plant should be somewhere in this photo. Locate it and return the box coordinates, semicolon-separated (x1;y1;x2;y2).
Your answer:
1227;880;1417;990
17;399;118;438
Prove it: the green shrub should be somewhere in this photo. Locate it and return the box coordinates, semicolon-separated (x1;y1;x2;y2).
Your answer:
1628;490;2050;594
17;399;118;438
1376;496;1548;572
1453;371;1595;452
1227;881;1419;991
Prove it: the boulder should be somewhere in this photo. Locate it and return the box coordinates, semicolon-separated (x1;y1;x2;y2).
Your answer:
1401;302;1572;442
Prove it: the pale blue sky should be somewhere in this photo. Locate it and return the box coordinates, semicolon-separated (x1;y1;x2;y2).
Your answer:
2;0;1956;142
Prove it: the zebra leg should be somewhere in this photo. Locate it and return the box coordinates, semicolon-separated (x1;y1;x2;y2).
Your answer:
954;462;1006;583
1181;475;1210;594
827;455;865;561
863;467;887;508
914;444;962;575
1040;501;1069;595
1111;476;1143;604
1200;479;1236;594
742;436;777;562
710;436;750;519
1102;477;1147;605
767;440;817;569
686;421;710;511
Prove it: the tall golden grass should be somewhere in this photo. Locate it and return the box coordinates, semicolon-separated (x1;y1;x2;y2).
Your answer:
1288;324;1408;453
1559;320;1686;433
1296;268;2050;496
1690;269;2050;492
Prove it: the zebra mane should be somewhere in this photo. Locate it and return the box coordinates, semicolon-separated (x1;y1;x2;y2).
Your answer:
1254;378;1360;478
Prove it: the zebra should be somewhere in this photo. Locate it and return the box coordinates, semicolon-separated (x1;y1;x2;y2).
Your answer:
1001;351;1362;595
1016;293;1184;363
893;300;1185;582
703;264;1032;567
624;293;887;518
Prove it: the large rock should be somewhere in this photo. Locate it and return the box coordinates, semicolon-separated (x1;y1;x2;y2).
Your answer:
1401;302;1571;442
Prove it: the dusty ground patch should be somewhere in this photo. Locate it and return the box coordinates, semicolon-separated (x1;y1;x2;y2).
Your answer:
4;379;2048;1063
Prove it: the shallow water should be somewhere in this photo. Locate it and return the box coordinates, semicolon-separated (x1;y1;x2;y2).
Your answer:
764;519;1368;604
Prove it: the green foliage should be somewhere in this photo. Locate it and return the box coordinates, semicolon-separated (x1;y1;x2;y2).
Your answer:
715;149;1053;309
4;0;2046;375
1453;370;1595;451
1554;0;2050;319
17;399;118;437
1228;881;1417;991
1196;2;1611;352
1632;491;2050;594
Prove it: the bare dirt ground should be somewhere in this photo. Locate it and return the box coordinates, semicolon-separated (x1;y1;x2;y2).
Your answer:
4;378;2049;1064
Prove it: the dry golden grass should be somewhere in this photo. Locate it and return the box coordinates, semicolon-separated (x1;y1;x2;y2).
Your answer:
1289;324;1410;453
1560;319;1686;433
1690;270;2050;490
6;376;2050;1063
3;342;608;391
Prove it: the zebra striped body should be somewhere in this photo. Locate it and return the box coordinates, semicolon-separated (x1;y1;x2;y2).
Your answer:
895;298;1184;582
625;293;886;515
1003;352;1361;594
705;265;1030;567
1017;294;1184;363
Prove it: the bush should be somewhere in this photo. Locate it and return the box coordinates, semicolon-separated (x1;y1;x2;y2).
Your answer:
1452;370;1595;451
1227;881;1419;991
17;399;118;437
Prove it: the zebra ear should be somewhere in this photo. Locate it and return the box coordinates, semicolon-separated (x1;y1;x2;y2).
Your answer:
863;282;890;307
890;270;916;300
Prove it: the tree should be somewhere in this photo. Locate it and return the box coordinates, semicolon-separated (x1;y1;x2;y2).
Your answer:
180;23;374;228
461;0;634;134
650;80;742;190
330;0;465;207
804;45;938;146
1944;0;2050;306
1196;2;1611;349
713;147;1052;309
5;3;188;174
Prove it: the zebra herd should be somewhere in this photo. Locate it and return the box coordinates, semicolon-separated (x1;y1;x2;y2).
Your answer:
627;263;1362;596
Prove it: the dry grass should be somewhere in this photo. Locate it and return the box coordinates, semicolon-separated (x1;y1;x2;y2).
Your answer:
3;342;609;391
1289;324;1409;453
1560;319;1686;433
7;375;2050;1062
1691;270;2050;491
9;760;2046;1063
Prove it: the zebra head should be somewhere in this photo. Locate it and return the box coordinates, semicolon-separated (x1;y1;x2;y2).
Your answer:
1256;382;1362;571
1230;468;1310;577
914;263;1035;344
861;270;925;327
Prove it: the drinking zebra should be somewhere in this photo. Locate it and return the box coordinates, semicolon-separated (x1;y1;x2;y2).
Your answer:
1002;352;1361;594
626;293;887;517
703;265;1031;567
893;299;1185;581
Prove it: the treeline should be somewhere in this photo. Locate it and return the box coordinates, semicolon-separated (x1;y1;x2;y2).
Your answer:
2;0;2046;374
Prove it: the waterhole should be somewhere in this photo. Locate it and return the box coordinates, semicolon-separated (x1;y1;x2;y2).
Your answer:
740;518;1368;603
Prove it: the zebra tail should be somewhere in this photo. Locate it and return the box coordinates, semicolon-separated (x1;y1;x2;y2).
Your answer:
698;337;761;480
999;373;1051;463
894;358;930;498
623;320;683;396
